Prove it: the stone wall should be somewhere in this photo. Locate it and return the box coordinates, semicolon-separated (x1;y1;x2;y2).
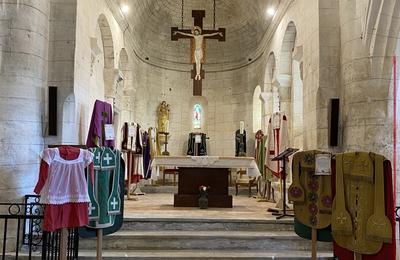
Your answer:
260;0;320;150
0;0;131;202
46;0;77;145
133;58;264;157
0;0;49;201
338;0;400;204
0;0;50;251
129;0;322;157
73;0;130;146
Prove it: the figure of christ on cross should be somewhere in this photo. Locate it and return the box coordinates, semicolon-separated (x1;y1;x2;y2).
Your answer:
174;26;223;80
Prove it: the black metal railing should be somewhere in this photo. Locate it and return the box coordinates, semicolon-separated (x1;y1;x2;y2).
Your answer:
0;195;79;259
396;206;400;236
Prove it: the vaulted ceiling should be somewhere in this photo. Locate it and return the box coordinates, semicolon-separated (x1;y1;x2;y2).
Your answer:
108;0;281;69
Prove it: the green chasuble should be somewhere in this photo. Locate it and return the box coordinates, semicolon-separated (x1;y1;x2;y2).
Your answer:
256;135;267;178
79;147;125;238
294;218;333;242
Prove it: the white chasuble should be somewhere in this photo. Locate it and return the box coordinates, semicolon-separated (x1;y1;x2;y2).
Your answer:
265;112;288;177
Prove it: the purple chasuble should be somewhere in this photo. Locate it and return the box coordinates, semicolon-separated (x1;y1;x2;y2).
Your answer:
86;100;115;148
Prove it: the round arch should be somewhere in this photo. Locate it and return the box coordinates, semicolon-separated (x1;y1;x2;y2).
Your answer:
98;14;116;100
277;21;303;148
253;85;262;133
118;48;134;121
261;52;277;130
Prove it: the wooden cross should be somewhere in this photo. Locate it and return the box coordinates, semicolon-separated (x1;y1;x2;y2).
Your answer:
171;10;225;96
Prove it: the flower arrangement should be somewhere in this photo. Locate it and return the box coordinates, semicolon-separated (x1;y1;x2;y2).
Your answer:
199;185;210;197
198;185;210;209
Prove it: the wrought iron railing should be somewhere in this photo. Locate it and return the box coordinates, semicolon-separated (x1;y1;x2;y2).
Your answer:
396;206;400;236
0;195;79;259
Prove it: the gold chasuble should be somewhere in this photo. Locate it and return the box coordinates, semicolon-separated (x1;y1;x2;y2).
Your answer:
289;150;332;229
332;152;392;255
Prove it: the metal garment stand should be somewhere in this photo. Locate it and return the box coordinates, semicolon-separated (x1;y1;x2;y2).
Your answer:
271;148;298;219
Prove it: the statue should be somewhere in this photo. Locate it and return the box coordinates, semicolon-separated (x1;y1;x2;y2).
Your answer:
235;121;247;157
157;101;170;133
174;26;223;80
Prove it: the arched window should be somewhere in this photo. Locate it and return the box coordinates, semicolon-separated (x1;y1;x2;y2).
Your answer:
193;104;202;129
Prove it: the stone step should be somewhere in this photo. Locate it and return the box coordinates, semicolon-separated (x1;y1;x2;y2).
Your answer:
121;217;294;232
79;230;333;252
77;249;334;259
5;249;335;260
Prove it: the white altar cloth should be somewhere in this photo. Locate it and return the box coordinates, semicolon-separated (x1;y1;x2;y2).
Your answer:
151;156;261;180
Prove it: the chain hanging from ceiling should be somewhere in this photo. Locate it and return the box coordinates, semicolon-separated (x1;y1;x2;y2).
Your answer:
213;0;216;29
181;0;184;29
180;0;217;30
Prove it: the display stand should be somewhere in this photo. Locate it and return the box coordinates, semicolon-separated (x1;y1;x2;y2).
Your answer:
269;148;298;219
59;228;68;260
130;180;145;195
257;175;275;203
96;229;103;260
125;151;145;197
48;145;87;259
125;150;133;200
159;132;170;155
311;228;317;260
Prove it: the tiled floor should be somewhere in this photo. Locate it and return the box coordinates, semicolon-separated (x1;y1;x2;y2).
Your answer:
124;192;282;221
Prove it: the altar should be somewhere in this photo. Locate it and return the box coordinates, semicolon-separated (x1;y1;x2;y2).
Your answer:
151;156;261;208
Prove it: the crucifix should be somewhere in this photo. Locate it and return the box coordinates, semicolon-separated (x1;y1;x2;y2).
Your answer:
171;10;225;96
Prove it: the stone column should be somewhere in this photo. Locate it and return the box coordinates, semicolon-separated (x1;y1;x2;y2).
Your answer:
339;0;395;156
0;1;49;201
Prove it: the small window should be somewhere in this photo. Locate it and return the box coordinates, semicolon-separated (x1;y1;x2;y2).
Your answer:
193;104;202;129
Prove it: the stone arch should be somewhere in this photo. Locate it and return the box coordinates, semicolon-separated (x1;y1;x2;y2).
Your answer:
277;21;302;147
98;14;116;100
61;93;78;144
292;52;304;148
368;0;400;86
261;52;277;129
264;52;276;92
114;48;134;149
118;48;134;121
252;85;262;133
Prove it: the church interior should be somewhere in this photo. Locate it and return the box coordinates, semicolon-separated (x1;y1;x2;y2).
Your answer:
0;0;400;259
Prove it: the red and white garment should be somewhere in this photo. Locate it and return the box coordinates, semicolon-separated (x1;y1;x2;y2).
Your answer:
34;147;94;231
265;112;288;177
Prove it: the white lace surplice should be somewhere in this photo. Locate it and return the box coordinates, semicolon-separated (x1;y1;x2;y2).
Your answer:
39;148;94;205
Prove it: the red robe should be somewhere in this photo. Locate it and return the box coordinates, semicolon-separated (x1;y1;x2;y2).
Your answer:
34;146;94;232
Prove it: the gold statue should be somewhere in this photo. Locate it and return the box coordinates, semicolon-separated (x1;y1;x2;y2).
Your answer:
157;101;170;133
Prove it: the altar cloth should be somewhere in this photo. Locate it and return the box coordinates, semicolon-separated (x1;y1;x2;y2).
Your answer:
151;156;261;180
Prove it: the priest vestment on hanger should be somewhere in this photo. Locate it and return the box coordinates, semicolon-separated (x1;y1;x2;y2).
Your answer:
187;133;207;156
86;100;115;148
255;130;266;175
265;112;288;178
235;129;247;157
